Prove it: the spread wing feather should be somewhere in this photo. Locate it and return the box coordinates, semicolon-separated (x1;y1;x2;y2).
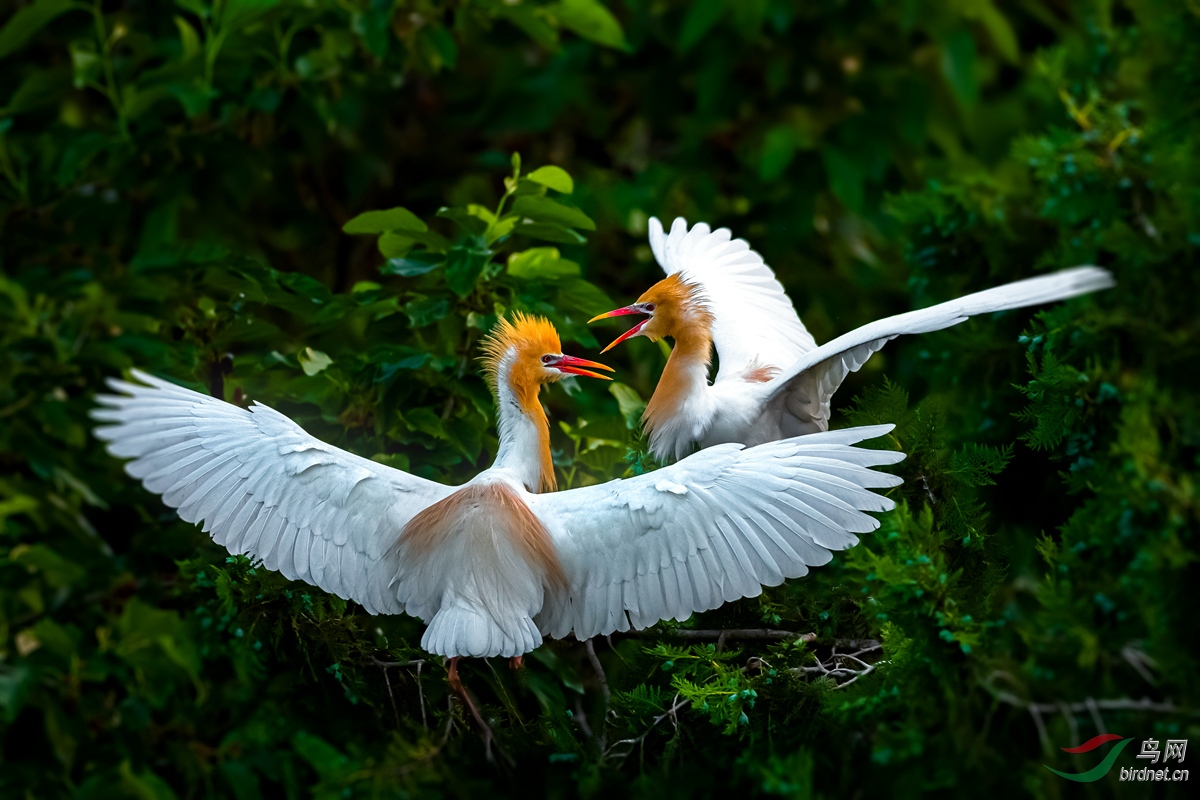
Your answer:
92;370;454;614
649;217;817;382
530;425;904;640
761;266;1115;435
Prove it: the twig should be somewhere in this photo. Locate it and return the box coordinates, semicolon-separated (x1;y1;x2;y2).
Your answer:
1057;701;1079;757
371;657;427;730
1122;643;1160;686
984;671;1200;751
656;628;804;641
417;660;427;730
790;644;883;690
632;628;880;651
441;695;455;746
604;693;690;766
1086;696;1106;735
585;638;611;703
1026;698;1200;716
1029;705;1050;754
605;634;630;665
984;671;1200;719
380;661;401;728
573;697;594;741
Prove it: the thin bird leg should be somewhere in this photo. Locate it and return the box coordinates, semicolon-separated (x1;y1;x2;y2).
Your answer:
509;656;524;670
446;657;496;760
447;656;465;695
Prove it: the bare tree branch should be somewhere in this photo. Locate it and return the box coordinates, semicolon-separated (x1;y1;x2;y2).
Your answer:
372;657;427;730
604;693;690;766
585;637;611;704
629;628;880;652
790;643;884;690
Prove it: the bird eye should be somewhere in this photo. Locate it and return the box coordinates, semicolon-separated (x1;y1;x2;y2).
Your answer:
644;303;656;312
541;354;554;364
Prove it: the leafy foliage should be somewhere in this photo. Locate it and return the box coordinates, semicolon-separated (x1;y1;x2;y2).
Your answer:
2;0;1198;797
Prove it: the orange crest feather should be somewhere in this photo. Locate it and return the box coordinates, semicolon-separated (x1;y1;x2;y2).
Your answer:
479;311;562;394
478;312;562;492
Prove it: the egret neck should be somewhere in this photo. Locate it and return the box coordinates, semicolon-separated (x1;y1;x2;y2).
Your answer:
642;295;718;461
491;347;556;493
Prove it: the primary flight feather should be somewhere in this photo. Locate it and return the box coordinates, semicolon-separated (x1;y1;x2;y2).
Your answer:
592;217;1115;461
93;313;905;663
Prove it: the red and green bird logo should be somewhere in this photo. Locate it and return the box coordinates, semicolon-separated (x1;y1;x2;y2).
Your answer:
1045;734;1133;782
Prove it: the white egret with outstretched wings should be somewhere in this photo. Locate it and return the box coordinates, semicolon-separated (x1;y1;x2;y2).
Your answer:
94;314;904;672
591;217;1114;461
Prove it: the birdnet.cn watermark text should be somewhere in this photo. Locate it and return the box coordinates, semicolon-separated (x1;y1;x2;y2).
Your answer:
1119;738;1189;782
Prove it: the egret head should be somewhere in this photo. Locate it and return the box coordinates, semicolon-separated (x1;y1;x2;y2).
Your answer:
589;274;712;353
480;312;613;401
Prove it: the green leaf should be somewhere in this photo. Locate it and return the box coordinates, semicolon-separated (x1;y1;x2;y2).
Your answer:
528;646;585;694
940;28;979;108
382;253;443;276
165;80;216;118
525;165;574;194
444;243;492;297
679;0;725;53
377;229;449;256
173;0;210;17
553;277;615;319
0;0;76;60
437;206;489;236
551;0;627;50
343;207;428;235
498;5;560;50
174;16;202;60
219;0;282;31
760;124;798;181
821;145;864;212
425;25;458;70
0;68;71;117
356;0;391;58
292;732;353;782
511;195;595;230
376;352;430;382
298;347;333;376
403;297;449;328
69;41;101;91
970;0;1019;64
0;663;35;724
0;495;38;526
7;544;86;588
609;382;647;430
507;247;581;279
485;216;518;243
513;222;587;244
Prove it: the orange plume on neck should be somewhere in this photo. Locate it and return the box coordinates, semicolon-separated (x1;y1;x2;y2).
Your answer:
638;275;715;436
479;312;562;492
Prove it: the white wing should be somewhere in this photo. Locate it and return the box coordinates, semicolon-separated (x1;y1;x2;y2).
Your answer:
649;217;817;382
92;370;455;614
530;426;904;640
761;266;1116;435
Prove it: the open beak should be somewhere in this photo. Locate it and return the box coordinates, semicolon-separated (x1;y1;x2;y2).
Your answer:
588;305;650;354
554;355;614;380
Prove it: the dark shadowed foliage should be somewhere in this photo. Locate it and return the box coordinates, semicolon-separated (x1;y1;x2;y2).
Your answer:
1;0;1197;797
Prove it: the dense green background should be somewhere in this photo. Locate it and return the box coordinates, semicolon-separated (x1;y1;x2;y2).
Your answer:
2;0;1198;797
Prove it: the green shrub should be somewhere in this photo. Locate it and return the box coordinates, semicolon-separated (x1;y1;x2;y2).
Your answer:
2;1;1196;797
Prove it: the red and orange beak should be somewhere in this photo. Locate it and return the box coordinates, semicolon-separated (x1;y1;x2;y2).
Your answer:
588;305;651;354
552;354;614;380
